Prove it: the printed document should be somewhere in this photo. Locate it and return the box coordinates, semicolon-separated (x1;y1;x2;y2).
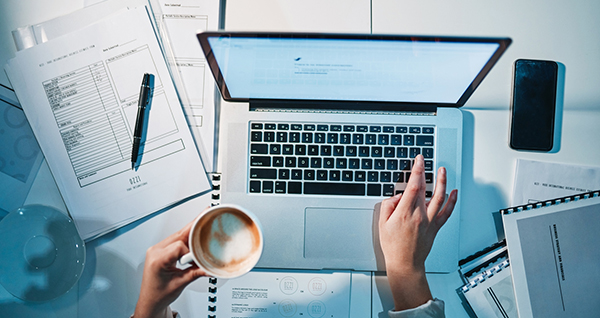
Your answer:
5;6;210;240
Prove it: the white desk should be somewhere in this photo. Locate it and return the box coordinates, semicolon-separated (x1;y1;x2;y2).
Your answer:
1;0;599;317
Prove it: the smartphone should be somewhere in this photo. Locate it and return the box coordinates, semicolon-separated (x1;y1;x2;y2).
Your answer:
509;59;558;151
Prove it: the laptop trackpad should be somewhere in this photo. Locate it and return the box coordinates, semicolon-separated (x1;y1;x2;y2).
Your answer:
304;207;375;260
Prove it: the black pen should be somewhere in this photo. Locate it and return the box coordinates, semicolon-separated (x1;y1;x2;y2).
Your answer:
131;73;152;169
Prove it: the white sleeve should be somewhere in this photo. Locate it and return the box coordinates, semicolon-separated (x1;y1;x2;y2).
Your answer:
388;298;445;318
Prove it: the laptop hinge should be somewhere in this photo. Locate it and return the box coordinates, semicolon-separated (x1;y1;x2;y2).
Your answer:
249;99;438;115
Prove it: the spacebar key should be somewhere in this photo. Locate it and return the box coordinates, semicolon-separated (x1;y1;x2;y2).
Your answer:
304;182;365;195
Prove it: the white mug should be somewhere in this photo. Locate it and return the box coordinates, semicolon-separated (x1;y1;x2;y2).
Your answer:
179;204;263;278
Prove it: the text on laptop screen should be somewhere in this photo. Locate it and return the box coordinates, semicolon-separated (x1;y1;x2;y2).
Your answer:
206;36;501;104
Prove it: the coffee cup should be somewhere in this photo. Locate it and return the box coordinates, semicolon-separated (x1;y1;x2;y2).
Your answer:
179;204;263;278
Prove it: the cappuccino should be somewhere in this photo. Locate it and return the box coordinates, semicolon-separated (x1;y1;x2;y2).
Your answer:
180;205;263;278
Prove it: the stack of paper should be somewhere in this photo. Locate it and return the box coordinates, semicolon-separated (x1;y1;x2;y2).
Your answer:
5;5;210;240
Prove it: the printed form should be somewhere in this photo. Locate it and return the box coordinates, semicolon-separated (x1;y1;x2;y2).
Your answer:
6;6;210;240
156;0;220;171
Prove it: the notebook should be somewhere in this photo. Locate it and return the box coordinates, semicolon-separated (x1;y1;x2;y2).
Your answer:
198;32;511;272
502;191;600;317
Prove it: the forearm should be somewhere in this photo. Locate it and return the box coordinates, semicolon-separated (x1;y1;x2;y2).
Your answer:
386;266;433;312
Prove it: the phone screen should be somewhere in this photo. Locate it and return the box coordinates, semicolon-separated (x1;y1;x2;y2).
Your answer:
510;59;558;151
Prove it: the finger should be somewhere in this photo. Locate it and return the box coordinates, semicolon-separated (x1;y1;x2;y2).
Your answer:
396;155;426;213
427;167;448;219
180;267;207;285
434;189;458;229
160;241;190;268
379;193;402;227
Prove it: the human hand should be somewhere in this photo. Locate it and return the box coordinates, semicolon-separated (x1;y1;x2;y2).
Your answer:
134;217;207;318
378;155;457;311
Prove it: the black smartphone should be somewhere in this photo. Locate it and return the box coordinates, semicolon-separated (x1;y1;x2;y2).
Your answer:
509;59;559;151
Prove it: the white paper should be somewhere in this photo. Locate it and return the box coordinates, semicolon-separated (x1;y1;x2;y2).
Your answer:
5;6;210;241
154;0;220;172
512;159;600;206
174;269;352;317
503;194;600;317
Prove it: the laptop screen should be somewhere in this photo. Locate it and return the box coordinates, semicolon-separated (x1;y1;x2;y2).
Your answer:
199;33;511;107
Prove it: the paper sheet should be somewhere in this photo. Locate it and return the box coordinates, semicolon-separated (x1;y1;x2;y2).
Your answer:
5;6;210;240
512;159;600;206
153;0;220;172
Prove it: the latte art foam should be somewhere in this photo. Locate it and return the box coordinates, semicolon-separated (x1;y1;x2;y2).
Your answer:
196;210;260;272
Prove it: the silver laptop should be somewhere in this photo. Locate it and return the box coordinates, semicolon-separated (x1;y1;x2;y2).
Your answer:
198;32;510;273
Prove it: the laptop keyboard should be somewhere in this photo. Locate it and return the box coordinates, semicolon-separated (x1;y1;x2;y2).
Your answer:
248;122;435;197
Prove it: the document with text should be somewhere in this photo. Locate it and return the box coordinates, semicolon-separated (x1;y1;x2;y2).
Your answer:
6;6;210;240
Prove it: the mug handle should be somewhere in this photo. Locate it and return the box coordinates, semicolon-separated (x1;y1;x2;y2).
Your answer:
179;252;195;266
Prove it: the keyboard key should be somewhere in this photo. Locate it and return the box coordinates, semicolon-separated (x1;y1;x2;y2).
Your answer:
409;127;421;133
329;170;340;181
327;133;338;144
384;147;395;157
403;135;414;146
291;124;303;130
250;156;271;166
378;134;389;145
387;159;398;170
263;181;274;193
251;123;263;129
250;168;277;179
353;134;364;144
361;159;372;169
391;135;402;145
249;181;261;193
289;132;300;142
343;125;355;132
372;147;382;157
370;126;381;132
278;124;289;130
349;159;360;169
279;169;289;179
308;145;319;156
330;125;342;131
264;123;276;130
317;124;329;131
365;134;376;144
304;182;365;195
425;173;434;183
291;170;302;180
393;172;404;183
298;157;309;168
333;146;344;156
336;158;347;169
316;170;328;180
285;157;296;167
357;125;368;132
423;148;434;158
251;131;262;141
381;172;391;182
340;133;351;144
416;135;434;146
346;146;357;156
270;144;281;154
288;182;302;194
409;148;420;158
383;184;395;196
311;158;322;168
282;144;294;155
426;191;433;198
383;126;394;133
359;146;370;157
304;170;315;180
275;181;286;193
367;184;381;196
368;171;379;182
355;171;366;181
304;124;316;131
342;171;353;181
295;145;307;155
320;145;332;156
400;159;411;170
374;159;385;170
424;160;433;171
323;158;334;168
251;144;268;154
397;147;408;158
264;132;275;142
302;132;313;143
396;126;407;133
315;133;326;143
273;157;284;167
423;127;434;134
277;132;287;142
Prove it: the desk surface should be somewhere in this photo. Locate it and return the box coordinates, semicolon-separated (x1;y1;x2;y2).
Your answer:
1;0;599;317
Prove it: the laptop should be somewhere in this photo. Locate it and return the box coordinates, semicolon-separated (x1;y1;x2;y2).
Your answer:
197;32;511;273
